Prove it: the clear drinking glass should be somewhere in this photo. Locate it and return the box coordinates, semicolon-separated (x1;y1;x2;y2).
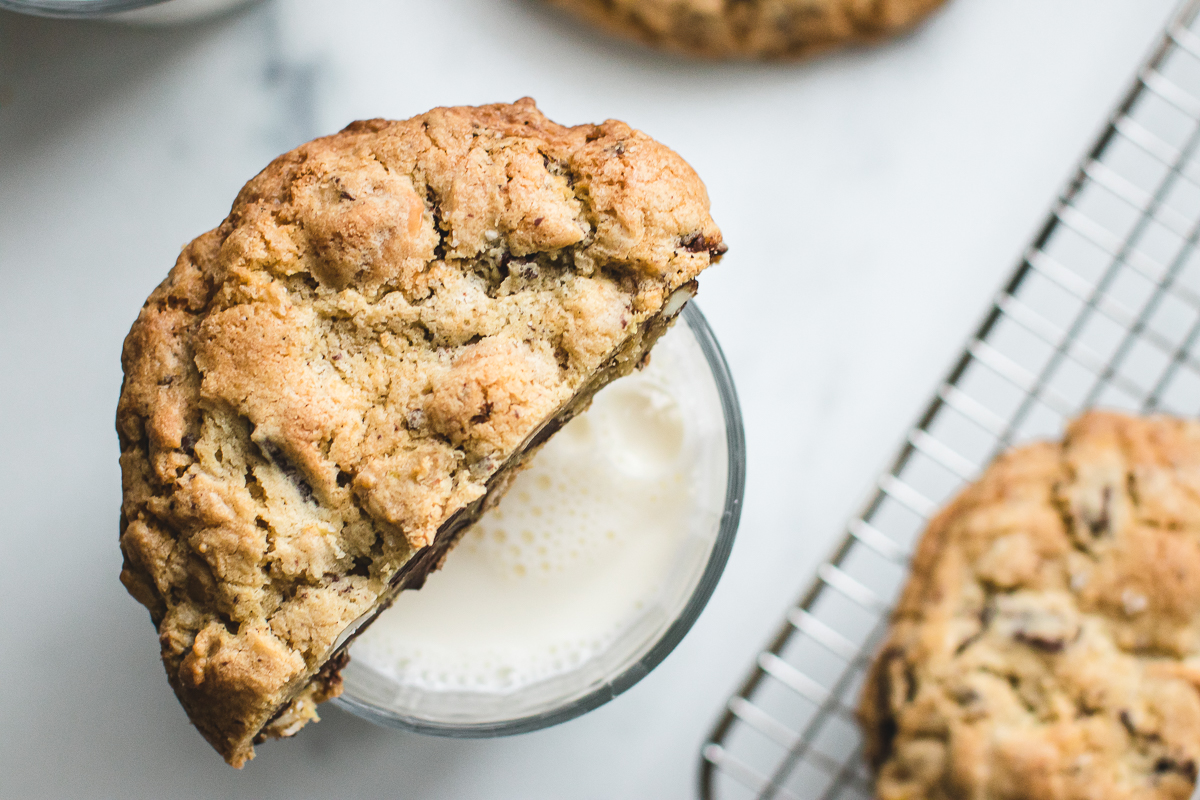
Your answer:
336;301;745;736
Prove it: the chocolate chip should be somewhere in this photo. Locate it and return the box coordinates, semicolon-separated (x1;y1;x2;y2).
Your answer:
1014;631;1067;653
319;649;351;679
1086;485;1113;536
471;401;494;425
869;647;906;768
998;599;1078;655
180;433;197;457
680;232;728;257
904;663;918;702
312;649;351;700
1155;757;1197;780
951;686;981;706
296;482;314;504
336;470;353;488
260;440;315;504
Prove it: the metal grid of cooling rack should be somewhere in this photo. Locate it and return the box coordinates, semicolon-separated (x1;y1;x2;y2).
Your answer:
700;2;1200;798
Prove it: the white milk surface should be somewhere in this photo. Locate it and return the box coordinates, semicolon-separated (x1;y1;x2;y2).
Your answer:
351;327;721;694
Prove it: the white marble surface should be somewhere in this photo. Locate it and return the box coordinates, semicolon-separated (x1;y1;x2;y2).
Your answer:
0;1;1181;797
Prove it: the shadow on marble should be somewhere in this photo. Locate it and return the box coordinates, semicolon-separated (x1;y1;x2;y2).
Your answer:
0;3;288;165
3;548;483;798
0;14;187;130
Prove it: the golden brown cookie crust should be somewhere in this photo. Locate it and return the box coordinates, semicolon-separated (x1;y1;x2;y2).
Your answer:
548;0;949;59
860;412;1200;800
117;98;724;767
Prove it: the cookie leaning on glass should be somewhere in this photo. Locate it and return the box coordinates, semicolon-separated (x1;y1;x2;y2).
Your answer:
116;98;726;767
860;411;1200;800
547;0;950;60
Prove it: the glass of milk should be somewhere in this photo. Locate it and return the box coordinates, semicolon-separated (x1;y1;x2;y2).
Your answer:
338;302;745;735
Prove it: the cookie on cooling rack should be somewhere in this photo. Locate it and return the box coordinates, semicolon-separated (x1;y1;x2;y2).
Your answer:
860;411;1200;800
547;0;949;59
116;97;725;767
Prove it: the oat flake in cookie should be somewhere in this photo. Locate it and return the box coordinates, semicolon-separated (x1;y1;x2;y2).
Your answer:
547;0;949;59
860;412;1200;800
116;98;725;767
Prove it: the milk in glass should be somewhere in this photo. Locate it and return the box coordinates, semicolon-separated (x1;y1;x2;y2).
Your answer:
351;322;726;694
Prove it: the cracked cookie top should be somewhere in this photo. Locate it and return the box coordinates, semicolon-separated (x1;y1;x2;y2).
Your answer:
547;0;949;59
116;98;724;766
860;411;1200;800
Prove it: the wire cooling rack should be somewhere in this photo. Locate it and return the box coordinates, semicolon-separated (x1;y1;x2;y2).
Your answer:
700;2;1200;798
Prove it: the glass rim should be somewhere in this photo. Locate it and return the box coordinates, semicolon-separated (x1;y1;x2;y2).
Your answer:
0;0;169;16
334;300;746;737
0;0;167;17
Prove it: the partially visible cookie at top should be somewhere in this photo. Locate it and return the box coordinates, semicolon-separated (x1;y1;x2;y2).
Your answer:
860;411;1200;800
547;0;950;59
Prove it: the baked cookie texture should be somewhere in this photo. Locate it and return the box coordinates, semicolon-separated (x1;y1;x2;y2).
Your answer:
116;98;724;767
547;0;949;59
860;411;1200;800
